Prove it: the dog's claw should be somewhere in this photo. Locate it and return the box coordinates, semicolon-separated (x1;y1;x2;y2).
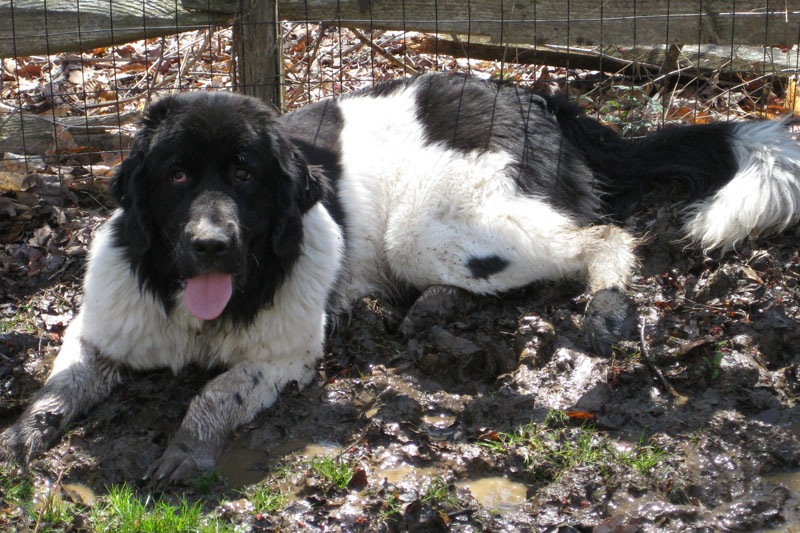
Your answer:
583;287;636;357
147;429;218;488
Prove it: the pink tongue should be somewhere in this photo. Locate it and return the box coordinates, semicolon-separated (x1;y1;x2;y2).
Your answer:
183;272;233;320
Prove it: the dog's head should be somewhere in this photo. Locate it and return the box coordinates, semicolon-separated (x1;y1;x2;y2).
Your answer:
111;92;326;324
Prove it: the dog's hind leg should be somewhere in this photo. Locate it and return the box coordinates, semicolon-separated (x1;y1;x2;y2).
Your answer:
385;193;638;355
577;225;638;356
0;313;121;464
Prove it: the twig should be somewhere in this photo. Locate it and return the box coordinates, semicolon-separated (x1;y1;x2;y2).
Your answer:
348;27;419;75
173;28;214;90
285;25;329;109
285;24;329;76
639;321;689;404
33;468;65;533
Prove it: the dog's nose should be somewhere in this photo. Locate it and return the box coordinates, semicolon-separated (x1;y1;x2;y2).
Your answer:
191;233;232;257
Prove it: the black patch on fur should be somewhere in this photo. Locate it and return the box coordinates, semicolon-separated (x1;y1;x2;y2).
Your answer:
412;73;601;224
111;91;331;326
552;104;739;219
408;72;742;224
234;392;243;406
466;255;510;280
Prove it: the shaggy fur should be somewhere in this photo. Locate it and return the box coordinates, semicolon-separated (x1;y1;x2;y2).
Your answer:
2;73;799;483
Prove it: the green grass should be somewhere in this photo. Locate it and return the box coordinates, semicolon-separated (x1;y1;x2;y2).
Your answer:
31;496;75;533
192;469;219;494
613;433;669;474
478;412;670;481
247;483;287;514
0;468;34;506
420;477;458;507
91;484;231;533
310;456;355;490
0;303;41;334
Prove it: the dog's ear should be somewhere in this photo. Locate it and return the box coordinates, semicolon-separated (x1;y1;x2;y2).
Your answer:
267;130;327;257
112;97;177;208
111;138;146;209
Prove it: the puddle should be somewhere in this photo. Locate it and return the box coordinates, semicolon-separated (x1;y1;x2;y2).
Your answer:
218;440;342;487
421;413;457;428
217;447;267;487
61;483;96;505
766;470;800;494
457;476;527;512
377;464;438;484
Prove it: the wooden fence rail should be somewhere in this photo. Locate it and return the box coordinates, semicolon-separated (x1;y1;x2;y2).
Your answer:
2;1;799;59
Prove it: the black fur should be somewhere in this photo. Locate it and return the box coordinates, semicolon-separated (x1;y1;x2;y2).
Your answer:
111;91;333;326
413;74;601;224
338;73;741;226
466;255;510;280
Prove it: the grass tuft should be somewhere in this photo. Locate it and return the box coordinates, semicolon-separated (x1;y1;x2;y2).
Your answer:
310;456;355;490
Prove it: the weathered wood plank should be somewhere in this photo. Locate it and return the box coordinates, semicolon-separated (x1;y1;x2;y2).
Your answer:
0;0;229;58
189;0;800;48
3;1;798;59
415;36;661;75
0;112;135;155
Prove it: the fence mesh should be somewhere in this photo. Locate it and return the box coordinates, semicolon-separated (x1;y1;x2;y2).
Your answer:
0;2;798;216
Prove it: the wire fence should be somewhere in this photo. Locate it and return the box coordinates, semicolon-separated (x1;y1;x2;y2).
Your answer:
0;1;798;210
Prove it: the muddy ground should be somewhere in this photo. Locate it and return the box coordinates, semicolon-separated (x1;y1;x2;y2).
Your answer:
1;182;800;531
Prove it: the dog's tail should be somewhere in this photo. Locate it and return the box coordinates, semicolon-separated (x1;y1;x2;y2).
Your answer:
561;111;800;252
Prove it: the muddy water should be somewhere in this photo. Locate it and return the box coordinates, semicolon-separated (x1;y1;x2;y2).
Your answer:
376;464;437;483
217;440;342;487
457;477;527;512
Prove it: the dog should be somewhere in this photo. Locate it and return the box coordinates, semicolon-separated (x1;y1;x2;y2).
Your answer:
2;73;799;484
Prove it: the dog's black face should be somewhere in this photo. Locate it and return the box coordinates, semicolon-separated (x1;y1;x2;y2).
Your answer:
111;92;326;325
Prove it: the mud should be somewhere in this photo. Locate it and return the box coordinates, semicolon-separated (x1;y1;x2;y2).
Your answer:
1;192;800;532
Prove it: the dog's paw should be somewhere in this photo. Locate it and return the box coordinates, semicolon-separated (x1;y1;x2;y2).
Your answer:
399;285;475;338
0;411;63;465
583;287;636;357
146;430;217;487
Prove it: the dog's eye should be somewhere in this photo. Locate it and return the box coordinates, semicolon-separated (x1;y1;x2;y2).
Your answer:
234;168;251;183
172;170;188;184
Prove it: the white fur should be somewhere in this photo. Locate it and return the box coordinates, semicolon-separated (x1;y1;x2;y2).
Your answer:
683;120;800;251
335;83;634;299
53;202;343;392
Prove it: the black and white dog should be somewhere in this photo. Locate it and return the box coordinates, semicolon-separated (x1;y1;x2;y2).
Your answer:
2;73;799;483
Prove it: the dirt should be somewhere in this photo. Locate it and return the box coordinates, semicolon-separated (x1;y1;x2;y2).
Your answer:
1;184;800;532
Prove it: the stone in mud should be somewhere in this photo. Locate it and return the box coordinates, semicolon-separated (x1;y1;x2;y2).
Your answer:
514;315;555;367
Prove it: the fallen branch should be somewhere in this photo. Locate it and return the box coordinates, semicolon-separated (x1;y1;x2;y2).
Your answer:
349;27;418;75
639;321;689;405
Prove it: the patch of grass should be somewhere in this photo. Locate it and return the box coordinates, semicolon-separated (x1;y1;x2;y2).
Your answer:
381;492;403;519
31;496;75;533
310;456;354;490
0;468;34;507
0;303;41;335
544;409;569;428
421;477;458;507
92;484;229;533
478;413;671;482
703;350;724;380
613;433;669;474
247;483;287;514
193;469;219;494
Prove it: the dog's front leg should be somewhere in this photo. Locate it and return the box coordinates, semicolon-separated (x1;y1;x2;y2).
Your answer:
147;359;299;485
0;315;121;464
